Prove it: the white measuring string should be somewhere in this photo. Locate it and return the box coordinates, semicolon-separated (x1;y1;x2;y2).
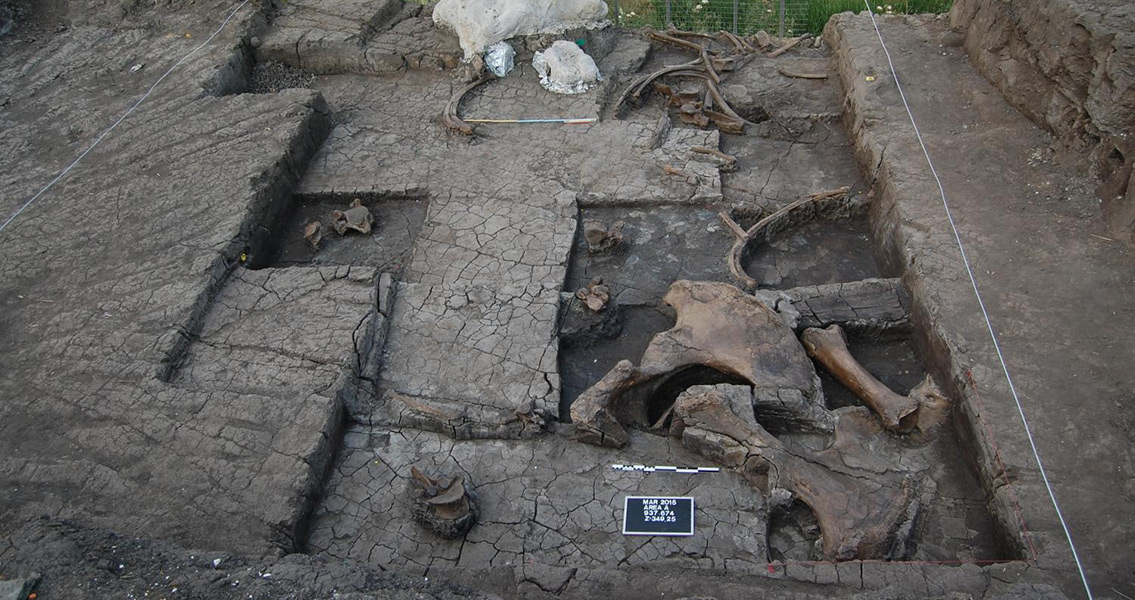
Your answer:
0;0;252;236
859;4;1093;598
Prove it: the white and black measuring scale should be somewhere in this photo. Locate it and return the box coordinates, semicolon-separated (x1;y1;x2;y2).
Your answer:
612;464;719;537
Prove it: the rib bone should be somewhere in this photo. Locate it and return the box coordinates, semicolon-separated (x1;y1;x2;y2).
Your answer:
801;324;919;432
442;74;493;135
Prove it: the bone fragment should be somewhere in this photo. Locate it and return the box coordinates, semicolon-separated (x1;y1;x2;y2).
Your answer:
718;30;754;54
616;60;702;113
778;68;828;79
752;30;773;49
648;30;705;52
801;324;919;432
692;146;737;171
303;220;322;249
700;47;721;84
582;220;624;253
662;163;693;178
331;198;374;235
769;33;812;58
727;186;854;289
718;211;747;239
408;465;477;538
666;25;718;41
575;278;611;312
678;103;710;128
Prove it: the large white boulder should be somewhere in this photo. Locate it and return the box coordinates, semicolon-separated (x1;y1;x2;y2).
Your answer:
433;0;609;59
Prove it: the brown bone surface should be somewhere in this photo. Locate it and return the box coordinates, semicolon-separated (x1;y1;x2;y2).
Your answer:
669;385;916;561
408;465;478;539
442;74;493;135
570;280;831;448
801;324;919;432
724;186;859;290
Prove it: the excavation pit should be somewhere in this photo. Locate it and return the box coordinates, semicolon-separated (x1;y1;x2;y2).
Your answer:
248;191;428;271
559;305;675;422
743;214;883;289
565;206;736;306
4;1;1128;598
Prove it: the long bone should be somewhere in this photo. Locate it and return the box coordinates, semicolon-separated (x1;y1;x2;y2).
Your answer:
670;386;916;561
801;324;920;432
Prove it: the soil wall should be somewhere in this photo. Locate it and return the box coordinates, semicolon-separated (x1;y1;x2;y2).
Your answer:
950;0;1135;240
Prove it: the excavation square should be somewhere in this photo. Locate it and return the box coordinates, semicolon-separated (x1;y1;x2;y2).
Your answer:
254;192;428;270
622;496;695;536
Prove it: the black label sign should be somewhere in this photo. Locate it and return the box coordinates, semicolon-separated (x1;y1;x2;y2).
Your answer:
622;496;695;536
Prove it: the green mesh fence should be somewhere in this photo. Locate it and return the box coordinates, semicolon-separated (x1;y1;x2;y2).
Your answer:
610;0;809;37
608;0;952;36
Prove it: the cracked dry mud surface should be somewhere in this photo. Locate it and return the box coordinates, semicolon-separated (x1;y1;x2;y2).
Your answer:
2;0;1130;599
309;429;769;576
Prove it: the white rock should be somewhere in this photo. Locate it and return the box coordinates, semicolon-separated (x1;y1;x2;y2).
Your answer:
433;0;609;59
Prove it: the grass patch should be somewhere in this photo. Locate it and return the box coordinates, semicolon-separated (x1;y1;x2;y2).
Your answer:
802;0;953;34
610;0;953;36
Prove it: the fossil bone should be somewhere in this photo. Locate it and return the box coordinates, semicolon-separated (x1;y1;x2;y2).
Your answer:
691;146;737;171
648;29;705;53
725;186;856;289
769;32;812;58
801;324;919;432
303;220;322;249
752;30;773;49
408;465;478;538
575;277;611;312
570;280;832;448
442;74;493;135
582;219;624;253
719;29;755;54
330;198;374;236
670;384;917;560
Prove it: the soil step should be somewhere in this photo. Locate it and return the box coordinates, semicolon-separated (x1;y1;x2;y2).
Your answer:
255;0;461;74
951;0;1135;239
170;266;384;398
828;11;1135;598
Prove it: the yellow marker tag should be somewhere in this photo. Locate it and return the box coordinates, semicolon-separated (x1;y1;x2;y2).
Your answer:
240;252;248;263
865;75;876;82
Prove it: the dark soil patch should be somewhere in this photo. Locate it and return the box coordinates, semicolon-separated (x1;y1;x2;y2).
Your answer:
566;206;735;307
744;215;881;288
251;192;428;271
559;305;675;421
768;497;822;562
248;61;316;94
